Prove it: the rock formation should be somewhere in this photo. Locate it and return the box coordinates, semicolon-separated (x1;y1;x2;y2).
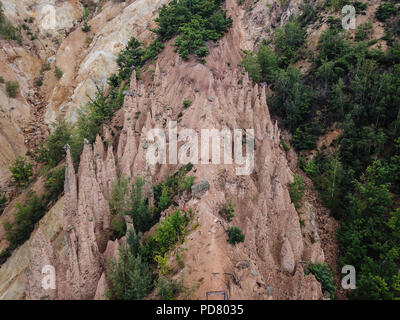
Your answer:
0;0;338;300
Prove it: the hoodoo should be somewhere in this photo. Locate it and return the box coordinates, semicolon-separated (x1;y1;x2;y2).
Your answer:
0;0;399;302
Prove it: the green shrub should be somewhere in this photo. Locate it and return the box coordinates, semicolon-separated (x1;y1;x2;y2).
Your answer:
43;63;51;71
44;166;65;201
183;100;192;108
142;40;165;63
318;154;344;212
153;165;194;209
178;174;195;192
5;81;19;98
316;29;349;62
242;53;261;82
107;169;196;300
298;0;317;27
82;21;91;32
325;0;350;10
219;198;236;222
9;157;33;187
36;85;124;170
155;210;190;255
109;175;130;216
111;215;127;239
82;7;90;21
108;176;130;238
115;37;144;82
157;185;171;213
70;85;125;164
0;248;11;265
288;174;305;210
35;120;72;168
375;2;397;22
4;193;47;249
107;245;153;300
355;21;373;41
242;43;279;84
269;67;315;135
127;177;159;233
353;1;368;13
274;19;305;64
128;209;192;265
306;262;336;299
257;44;279;83
54;66;63;79
154;0;232;60
154;253;171;276
303;158;319;177
280;141;290;152
0;195;7;216
0;3;22;44
0;76;4;83
35;77;43;87
156;275;185;300
227;226;245;245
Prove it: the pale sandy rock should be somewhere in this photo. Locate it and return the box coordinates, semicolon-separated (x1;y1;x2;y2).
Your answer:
0;41;41;184
280;237;296;274
45;0;171;124
1;0;82;37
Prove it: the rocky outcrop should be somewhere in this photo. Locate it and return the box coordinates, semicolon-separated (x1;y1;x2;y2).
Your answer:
44;0;171;124
23;140;118;300
0;197;64;300
0;41;41;185
280;237;295;274
0;0;336;300
0;0;88;184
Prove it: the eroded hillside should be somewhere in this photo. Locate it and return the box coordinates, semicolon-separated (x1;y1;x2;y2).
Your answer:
0;0;345;300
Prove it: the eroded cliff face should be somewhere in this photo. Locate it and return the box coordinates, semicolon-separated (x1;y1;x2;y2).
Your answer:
0;0;168;186
0;0;84;186
0;0;338;300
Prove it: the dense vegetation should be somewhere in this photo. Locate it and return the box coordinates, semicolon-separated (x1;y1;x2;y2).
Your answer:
0;195;7;216
109;164;194;238
107;166;195;300
306;262;336;299
289;174;305;210
154;0;232;60
243;1;400;299
9;157;33;187
227;226;245;245
219;198;236;222
106;245;153;300
3;193;47;248
44;167;66;202
0;163;66;266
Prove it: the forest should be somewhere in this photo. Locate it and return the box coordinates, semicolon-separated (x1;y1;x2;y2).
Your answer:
243;0;400;299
